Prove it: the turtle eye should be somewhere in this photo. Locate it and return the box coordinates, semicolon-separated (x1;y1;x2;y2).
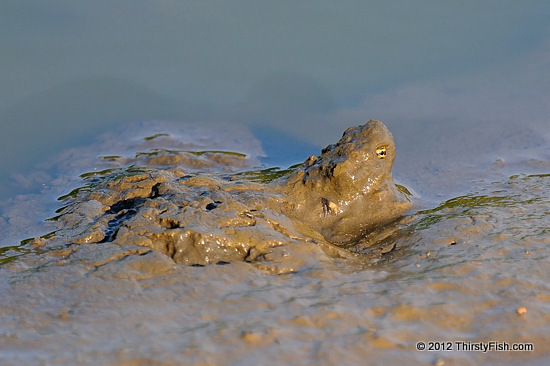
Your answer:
376;146;387;159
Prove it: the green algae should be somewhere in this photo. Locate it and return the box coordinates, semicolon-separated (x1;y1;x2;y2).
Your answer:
143;133;170;141
100;155;122;160
231;164;300;183
135;149;247;158
58;166;150;201
0;245;31;265
395;183;413;198
415;194;518;230
187;150;247;158
415;173;549;230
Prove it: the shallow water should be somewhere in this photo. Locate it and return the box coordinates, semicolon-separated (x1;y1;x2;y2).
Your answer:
1;2;550;365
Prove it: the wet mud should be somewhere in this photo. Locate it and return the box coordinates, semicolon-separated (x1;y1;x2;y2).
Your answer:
0;121;549;365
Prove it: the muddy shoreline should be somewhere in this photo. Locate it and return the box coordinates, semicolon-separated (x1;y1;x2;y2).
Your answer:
1;122;549;365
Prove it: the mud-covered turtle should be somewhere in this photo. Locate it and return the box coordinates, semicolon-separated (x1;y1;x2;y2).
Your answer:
40;120;411;266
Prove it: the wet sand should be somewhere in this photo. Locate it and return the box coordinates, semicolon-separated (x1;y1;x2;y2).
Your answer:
1;122;549;365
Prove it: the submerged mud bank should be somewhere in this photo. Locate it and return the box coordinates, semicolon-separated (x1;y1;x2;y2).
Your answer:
0;121;549;365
